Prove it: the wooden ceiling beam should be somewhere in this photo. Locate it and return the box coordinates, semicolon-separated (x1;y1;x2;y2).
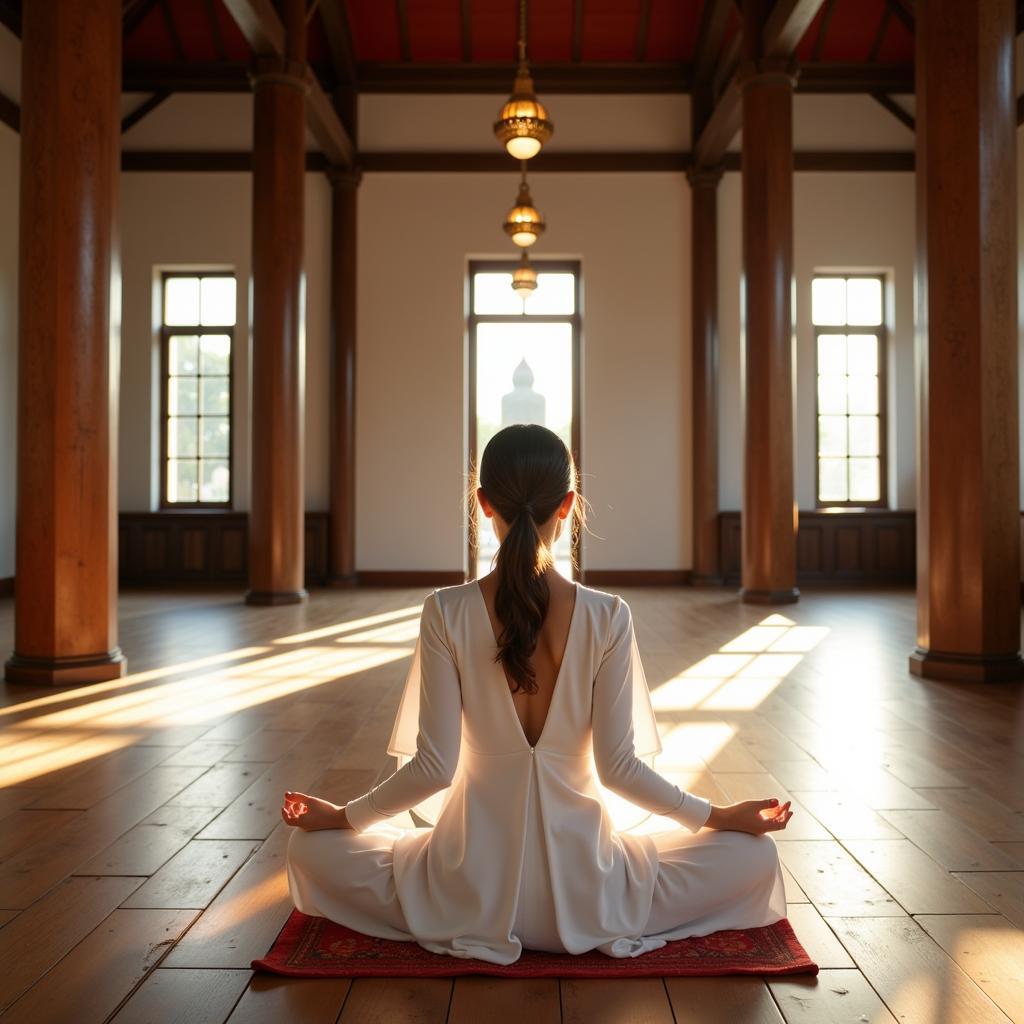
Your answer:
121;90;170;133
119;148;915;174
763;0;827;57
635;0;652;61
694;0;825;168
871;91;914;131
0;0;21;37
810;0;836;60
358;61;695;92
204;0;227;61
124;0;161;37
460;0;472;62
123;58;915;98
222;0;353;167
0;88;19;133
887;0;914;33
319;0;357;84
693;0;733;86
123;61;252;91
396;0;411;61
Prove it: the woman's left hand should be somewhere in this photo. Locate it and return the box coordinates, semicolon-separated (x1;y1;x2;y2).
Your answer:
281;790;352;831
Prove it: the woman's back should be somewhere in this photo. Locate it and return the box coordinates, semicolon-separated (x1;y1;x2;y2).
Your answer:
476;570;578;748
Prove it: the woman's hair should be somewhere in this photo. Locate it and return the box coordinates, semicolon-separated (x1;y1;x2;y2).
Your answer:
471;424;585;695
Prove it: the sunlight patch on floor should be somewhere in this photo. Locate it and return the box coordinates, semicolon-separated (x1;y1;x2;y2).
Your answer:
650;615;830;714
0;605;422;787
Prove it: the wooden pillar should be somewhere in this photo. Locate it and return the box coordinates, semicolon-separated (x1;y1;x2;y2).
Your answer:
739;0;798;604
688;169;723;584
246;0;308;606
327;166;361;587
910;0;1023;682
5;1;125;686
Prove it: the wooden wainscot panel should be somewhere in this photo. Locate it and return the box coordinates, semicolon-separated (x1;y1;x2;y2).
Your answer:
119;512;329;587
719;510;916;585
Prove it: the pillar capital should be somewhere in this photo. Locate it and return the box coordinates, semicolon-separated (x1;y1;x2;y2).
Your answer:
326;164;363;190
249;54;309;94
686;165;724;189
737;57;799;92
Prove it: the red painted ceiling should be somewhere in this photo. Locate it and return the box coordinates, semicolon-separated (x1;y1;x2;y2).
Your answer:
121;0;914;72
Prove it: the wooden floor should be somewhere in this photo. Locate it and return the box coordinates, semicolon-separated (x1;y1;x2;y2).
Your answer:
1;585;1023;1024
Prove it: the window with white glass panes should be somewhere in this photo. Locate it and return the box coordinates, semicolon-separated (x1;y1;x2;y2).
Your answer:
160;272;236;507
811;275;886;507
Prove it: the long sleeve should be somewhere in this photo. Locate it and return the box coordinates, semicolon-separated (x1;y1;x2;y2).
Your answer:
344;591;463;833
591;597;712;833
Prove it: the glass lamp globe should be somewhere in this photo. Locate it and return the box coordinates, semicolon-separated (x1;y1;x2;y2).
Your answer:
511;253;538;299
494;68;554;160
503;181;545;248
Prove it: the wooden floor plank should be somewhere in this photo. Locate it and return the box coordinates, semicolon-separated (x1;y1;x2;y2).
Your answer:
3;908;196;1024
842;839;994;915
767;968;898;1023
166;761;274;808
161;824;294;969
880;749;971;790
664;976;783;1023
26;744;176;810
121;838;260;908
225;976;352;1023
919;787;1024;842
162;740;240;766
791;791;903;840
952;872;1024;929
827;916;1012;1024
0;875;145;1012
0;764;208;907
448;977;560;1024
0;808;81;860
561;978;675;1024
777;841;903;917
109;967;251;1024
76;803;223;876
915;914;1024;1024
880;809;1022;871
337;978;452;1024
222;727;308;764
784;904;855;969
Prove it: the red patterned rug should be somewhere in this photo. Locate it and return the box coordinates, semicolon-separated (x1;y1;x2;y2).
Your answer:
252;911;818;978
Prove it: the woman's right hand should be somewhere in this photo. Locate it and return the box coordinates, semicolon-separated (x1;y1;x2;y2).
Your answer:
706;798;793;835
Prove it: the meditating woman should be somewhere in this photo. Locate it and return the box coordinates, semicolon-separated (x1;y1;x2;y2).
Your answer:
281;423;792;965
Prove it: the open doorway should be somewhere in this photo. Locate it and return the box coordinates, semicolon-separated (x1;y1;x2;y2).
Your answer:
467;260;581;581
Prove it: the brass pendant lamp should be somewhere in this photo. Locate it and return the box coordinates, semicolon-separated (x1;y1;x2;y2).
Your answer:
511;250;538;299
503;161;546;248
494;0;554;160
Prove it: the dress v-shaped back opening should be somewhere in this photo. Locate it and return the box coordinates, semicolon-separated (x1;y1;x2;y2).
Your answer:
473;577;580;750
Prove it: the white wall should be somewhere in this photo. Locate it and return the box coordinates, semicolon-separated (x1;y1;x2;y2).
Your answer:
718;171;917;512
119;172;331;513
356;172;689;573
0;122;17;580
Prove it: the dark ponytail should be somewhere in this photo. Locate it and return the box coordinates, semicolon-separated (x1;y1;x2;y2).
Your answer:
476;424;583;694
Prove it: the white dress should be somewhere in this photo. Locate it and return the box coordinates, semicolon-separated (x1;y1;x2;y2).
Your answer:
286;581;787;965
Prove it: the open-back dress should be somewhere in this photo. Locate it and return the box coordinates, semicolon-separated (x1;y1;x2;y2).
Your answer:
286;580;787;965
